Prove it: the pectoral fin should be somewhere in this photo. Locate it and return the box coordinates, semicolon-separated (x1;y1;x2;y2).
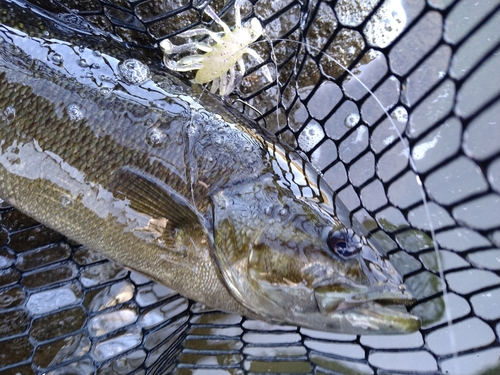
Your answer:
108;166;202;234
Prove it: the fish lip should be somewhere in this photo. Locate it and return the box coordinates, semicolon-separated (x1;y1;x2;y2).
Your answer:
313;281;416;315
335;301;421;334
313;283;421;334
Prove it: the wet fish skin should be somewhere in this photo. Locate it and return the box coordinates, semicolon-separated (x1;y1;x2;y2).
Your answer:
0;20;420;334
0;22;254;319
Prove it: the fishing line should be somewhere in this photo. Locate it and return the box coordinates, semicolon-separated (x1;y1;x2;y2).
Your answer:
249;34;458;359
163;2;457;358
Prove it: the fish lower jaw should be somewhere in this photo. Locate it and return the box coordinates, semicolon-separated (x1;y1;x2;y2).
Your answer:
294;301;421;335
314;282;416;314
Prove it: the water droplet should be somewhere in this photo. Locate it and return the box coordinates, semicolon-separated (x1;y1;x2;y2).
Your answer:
118;59;150;85
60;195;74;209
79;45;85;53
93;50;102;57
66;103;85;121
279;207;288;216
78;58;89;68
2;106;16;123
99;86;112;95
384;19;393;32
187;122;198;137
91;63;100;69
346;46;356;59
391;106;408;123
50;52;63;65
297;121;324;152
42;31;50;37
99;75;116;84
344;113;360;128
146;127;167;148
392;10;402;23
264;206;272;215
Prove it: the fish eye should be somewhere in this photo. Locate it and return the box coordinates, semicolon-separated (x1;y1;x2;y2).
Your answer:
327;230;360;259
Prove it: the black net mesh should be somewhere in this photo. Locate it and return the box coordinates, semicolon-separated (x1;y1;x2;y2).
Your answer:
0;0;499;374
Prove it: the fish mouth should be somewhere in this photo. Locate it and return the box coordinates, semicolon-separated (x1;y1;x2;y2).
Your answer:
308;241;420;333
312;281;420;334
314;281;416;315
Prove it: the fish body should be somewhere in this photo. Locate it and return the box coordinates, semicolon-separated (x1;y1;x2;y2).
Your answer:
0;16;419;334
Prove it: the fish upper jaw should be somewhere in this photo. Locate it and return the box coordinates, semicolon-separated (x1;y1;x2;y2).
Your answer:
313;279;416;315
321;301;421;334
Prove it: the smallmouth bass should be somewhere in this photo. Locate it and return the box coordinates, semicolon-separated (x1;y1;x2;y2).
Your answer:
0;17;420;334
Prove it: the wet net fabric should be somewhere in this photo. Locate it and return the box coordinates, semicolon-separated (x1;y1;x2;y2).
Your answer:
0;0;499;374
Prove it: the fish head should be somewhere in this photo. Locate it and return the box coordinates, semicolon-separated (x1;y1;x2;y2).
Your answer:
212;177;420;334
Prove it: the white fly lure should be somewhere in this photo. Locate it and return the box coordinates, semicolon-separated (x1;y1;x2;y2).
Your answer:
160;0;272;96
